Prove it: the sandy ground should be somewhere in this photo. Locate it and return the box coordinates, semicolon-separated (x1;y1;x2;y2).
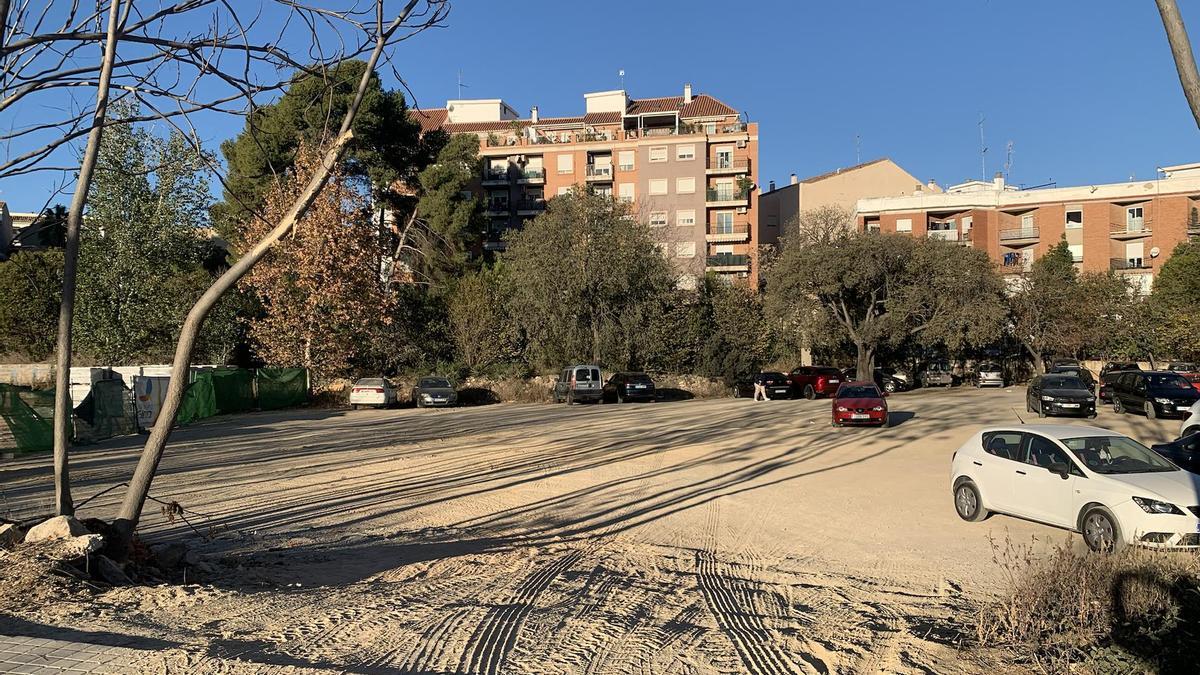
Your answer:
0;386;1186;674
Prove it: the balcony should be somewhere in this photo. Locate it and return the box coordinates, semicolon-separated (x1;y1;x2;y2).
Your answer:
706;157;750;175
706;187;750;207
584;164;613;181
481;168;509;185
706;225;751;243
517;167;544;184
999;227;1039;244
927;229;960;242
484;202;510;217
706;253;750;271
1110;222;1151;239
1110;257;1152;271
514;198;546;215
1189;220;1200;237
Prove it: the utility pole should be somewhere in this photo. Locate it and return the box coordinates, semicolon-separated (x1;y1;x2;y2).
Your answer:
457;70;468;98
855;134;861;164
978;113;988;181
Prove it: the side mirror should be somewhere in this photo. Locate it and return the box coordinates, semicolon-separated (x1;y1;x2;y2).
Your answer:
882;391;889;398
1047;462;1071;479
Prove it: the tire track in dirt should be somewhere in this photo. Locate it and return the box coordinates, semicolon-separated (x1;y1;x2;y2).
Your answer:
457;548;585;674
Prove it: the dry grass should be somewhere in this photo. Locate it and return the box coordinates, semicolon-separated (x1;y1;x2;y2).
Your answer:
974;534;1200;673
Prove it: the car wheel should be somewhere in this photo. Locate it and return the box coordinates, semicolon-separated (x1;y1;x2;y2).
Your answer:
804;385;815;400
1037;401;1047;418
617;392;625;404
880;415;890;429
567;391;575;405
1081;507;1121;553
953;482;988;522
1145;402;1157;420
883;380;897;393
1113;398;1125;414
733;386;741;399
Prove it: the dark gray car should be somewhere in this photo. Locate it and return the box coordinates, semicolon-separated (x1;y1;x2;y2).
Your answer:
411;376;458;408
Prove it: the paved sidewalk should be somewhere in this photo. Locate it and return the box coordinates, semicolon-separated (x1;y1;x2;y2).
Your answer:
0;635;143;674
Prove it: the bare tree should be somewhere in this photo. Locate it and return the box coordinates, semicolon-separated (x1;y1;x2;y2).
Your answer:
1157;0;1200;129
1;0;448;543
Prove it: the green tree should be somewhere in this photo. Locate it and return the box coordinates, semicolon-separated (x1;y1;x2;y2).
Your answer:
20;205;67;248
75;110;233;364
215;60;444;239
447;265;520;373
1149;240;1200;361
408;133;486;283
697;278;771;381
0;250;63;360
767;232;1006;376
503;190;675;369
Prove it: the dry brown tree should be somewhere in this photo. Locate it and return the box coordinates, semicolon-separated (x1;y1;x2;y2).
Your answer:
1;0;449;555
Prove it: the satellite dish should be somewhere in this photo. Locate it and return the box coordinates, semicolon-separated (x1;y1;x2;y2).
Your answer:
1150;246;1161;258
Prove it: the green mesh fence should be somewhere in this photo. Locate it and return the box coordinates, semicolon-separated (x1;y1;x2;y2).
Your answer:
176;371;217;426
72;379;137;443
211;368;255;415
0;383;54;454
257;368;308;410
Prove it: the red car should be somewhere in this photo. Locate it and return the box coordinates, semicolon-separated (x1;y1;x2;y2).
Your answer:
1187;373;1200;392
789;366;844;399
831;381;889;427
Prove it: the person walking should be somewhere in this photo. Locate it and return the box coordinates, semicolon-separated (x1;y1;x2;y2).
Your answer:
753;373;769;401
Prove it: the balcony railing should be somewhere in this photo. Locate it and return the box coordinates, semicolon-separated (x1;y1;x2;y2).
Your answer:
1110;221;1151;237
518;167;544;181
707;157;750;174
514;198;545;212
482;168;509;182
585;164;613;180
707;224;750;242
927;229;960;242
706;187;750;202
707;254;749;268
1110;257;1152;271
999;227;1039;241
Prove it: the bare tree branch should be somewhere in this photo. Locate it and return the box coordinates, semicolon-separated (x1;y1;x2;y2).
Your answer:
1157;0;1200;129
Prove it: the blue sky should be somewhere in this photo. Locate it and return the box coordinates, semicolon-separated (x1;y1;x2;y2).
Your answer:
4;0;1200;210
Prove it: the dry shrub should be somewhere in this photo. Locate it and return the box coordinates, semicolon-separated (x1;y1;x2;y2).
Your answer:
975;534;1200;673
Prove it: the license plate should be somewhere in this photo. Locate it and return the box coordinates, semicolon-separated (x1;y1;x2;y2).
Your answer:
850;414;869;419
1061;403;1079;408
828;379;840;384
1179;406;1192;411
772;388;789;394
632;385;645;389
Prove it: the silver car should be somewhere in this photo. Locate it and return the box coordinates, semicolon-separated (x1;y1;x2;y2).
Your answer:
553;365;603;404
921;363;954;387
974;363;1004;388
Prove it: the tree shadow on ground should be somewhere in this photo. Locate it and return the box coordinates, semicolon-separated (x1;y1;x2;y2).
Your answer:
0;614;177;650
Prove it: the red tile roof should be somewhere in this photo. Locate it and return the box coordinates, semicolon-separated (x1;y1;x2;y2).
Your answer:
627;94;737;118
410;108;448;133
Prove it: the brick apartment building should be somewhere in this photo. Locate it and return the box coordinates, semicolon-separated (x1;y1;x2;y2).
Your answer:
411;85;760;287
855;163;1200;294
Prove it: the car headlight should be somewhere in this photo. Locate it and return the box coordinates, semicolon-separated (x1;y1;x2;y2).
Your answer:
836;406;848;412
421;393;432;401
1131;496;1185;515
872;406;884;411
1086;396;1095;402
1041;395;1056;402
1154;398;1173;405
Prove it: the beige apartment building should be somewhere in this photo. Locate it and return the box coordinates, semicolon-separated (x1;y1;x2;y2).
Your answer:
854;163;1200;294
411;85;760;286
758;158;936;245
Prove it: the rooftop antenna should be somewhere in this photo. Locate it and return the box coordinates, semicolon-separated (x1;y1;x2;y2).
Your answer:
855;134;862;164
456;70;468;98
978;113;988;181
1004;140;1014;181
618;69;625;89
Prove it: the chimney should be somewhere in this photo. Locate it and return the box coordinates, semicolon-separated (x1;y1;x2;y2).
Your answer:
927;179;938;190
915;183;924;193
530;106;539;124
683;83;693;104
768;180;776;192
789;173;798;185
993;171;1004;190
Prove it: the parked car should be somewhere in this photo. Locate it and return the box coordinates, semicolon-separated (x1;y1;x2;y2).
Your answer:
789;366;844;399
603;372;656;403
1100;361;1141;378
1187;373;1200;393
1046;364;1096;393
920;362;954;388
1099;363;1141;403
1182;401;1200;439
552;364;603;404
950;424;1200;551
732;372;792;399
1026;374;1097;418
1151;432;1200;475
842;367;910;393
831;381;889;428
973;362;1004;388
1168;362;1198;373
349;377;396;409
1049;357;1082;370
1111;370;1200;419
410;376;458;408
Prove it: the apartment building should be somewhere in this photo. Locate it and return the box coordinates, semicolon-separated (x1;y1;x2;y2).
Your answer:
759;158;937;246
411;85;760;287
855;164;1200;294
0;202;40;260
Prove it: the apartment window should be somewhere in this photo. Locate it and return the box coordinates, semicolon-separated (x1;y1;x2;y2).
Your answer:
896;218;912;233
487;190;508;210
557;186;572;196
676;177;696;194
1068;244;1083;262
1066;208;1082;229
557;154;574;174
677;274;698;291
649;178;668;195
649;211;668;227
654;242;669;258
715;244;735;255
702;122;717;134
458;190;473;200
649;146;668;163
1126;242;1145;267
618;150;635;171
674;241;696;258
676;144;696;161
1132;274;1153;296
961;216;973;232
715;211;735;234
1021;214;1035;229
593;184;613;198
618;183;635;203
1127;206;1145;230
715;146;734;169
677;209;696;226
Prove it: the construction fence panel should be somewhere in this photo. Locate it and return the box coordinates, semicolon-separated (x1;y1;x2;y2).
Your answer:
0;384;54;454
72;379;137;444
256;368;308;410
211;368;255;415
176;371;217;426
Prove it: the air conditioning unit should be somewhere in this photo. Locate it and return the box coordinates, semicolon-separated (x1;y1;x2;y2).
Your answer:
736;140;747;148
736;207;747;214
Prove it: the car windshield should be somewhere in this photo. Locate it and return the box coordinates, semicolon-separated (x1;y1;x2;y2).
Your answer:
927;364;950;372
419;377;451;388
1062;436;1178;474
1147;373;1194;390
979;363;999;372
356;378;384;386
1169;363;1196;371
1044;377;1086;390
838;385;880;398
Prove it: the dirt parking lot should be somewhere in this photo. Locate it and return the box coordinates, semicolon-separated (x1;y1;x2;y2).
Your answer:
0;385;1187;673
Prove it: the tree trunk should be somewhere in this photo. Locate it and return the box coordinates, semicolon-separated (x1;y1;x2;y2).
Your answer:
1157;0;1200;130
855;343;872;380
108;1;418;557
50;0;123;517
591;315;601;365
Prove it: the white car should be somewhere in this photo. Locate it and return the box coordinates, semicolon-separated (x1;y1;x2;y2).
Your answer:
974;362;1004;388
950;424;1200;551
349;378;396;409
1182;401;1200;439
